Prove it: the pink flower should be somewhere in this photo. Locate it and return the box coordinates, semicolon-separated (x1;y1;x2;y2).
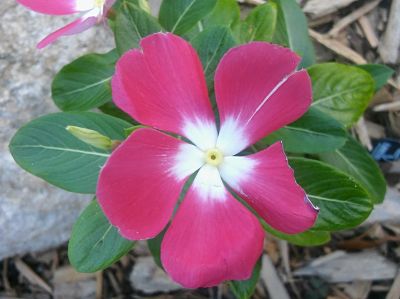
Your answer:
97;33;318;288
16;0;115;48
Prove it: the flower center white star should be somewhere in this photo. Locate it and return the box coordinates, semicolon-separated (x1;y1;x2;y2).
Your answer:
94;0;105;8
204;148;224;166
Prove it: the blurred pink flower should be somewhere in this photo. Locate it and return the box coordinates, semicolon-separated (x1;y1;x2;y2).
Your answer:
97;32;318;288
16;0;115;48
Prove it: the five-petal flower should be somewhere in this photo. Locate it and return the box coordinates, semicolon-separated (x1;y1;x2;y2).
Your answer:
16;0;115;48
97;32;319;288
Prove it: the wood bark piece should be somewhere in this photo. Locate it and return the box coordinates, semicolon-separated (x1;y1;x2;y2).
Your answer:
303;0;359;18
328;0;381;36
261;255;291;299
294;250;397;283
373;101;400;112
358;16;379;48
387;271;400;299
237;0;265;5
14;258;52;294
355;117;373;150
309;29;367;64
379;0;400;63
343;281;371;299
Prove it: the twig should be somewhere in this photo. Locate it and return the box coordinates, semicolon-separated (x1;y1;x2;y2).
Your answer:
373;101;400;112
2;259;12;292
309;29;367;64
303;0;359;18
237;0;265;5
328;0;381;36
106;271;122;295
14;258;52;294
355;117;373;151
379;0;400;63
387;271;400;299
358;16;379;48
309;14;336;28
261;255;291;299
278;241;301;298
96;271;103;299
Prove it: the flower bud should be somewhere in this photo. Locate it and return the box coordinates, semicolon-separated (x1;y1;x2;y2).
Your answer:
66;126;113;150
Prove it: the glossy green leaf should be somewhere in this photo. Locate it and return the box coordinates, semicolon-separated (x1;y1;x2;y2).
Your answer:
272;0;315;68
357;64;394;91
203;0;240;28
263;224;331;246
68;200;134;272
290;158;373;231
52;50;117;111
192;26;236;89
114;2;162;55
258;108;347;153
229;260;261;299
319;135;386;204
238;3;277;43
159;0;217;35
309;63;375;127
9;112;130;193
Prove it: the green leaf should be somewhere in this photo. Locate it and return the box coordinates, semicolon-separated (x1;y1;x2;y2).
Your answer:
229;260;261;299
309;63;375;127
159;0;217;35
147;229;166;269
203;0;240;29
272;0;315;68
124;125;145;137
263;224;331;246
68;200;134;272
258;108;347;153
9;112;130;193
238;3;277;43
319;135;386;204
147;176;195;270
357;64;394;91
99;102;135;124
290;158;373;231
52;50;118;111
116;0;151;13
191;26;236;89
114;2;162;55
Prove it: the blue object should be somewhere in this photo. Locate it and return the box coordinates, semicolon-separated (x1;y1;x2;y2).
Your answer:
371;138;400;161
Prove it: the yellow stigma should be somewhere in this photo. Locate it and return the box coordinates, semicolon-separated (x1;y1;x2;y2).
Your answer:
94;0;105;8
205;148;224;166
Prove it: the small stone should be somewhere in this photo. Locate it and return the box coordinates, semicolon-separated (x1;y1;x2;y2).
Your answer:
130;257;182;294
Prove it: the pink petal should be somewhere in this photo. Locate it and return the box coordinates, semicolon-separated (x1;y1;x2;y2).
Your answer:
214;42;312;155
219;142;318;234
16;0;95;15
97;128;203;240
112;33;217;149
37;15;98;49
161;165;264;288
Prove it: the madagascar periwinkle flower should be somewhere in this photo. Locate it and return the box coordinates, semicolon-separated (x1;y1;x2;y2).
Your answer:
16;0;115;48
97;32;319;288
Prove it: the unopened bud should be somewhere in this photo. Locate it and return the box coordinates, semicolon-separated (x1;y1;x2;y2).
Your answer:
66;126;113;150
